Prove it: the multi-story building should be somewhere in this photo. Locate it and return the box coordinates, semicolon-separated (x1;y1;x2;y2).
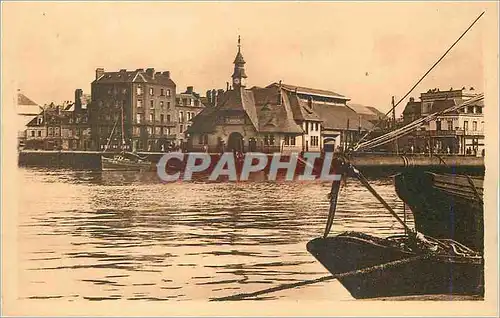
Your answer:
402;87;484;155
175;86;206;147
17;91;42;148
90;68;177;152
25;96;91;150
186;37;374;153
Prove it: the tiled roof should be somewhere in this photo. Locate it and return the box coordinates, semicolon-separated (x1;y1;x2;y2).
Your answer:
312;103;374;131
365;106;385;118
188;82;373;135
268;83;349;100
348;103;386;123
233;51;245;64
18;93;38;106
93;69;175;87
187;86;303;134
402;101;422;115
430;99;458;114
26;108;89;127
17;93;42;115
288;92;322;122
252;86;303;133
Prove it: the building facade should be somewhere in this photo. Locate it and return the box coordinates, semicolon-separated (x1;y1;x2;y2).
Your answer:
25;99;91;150
176;86;206;148
186;38;374;153
17;91;43;148
402;88;484;155
90;68;177;152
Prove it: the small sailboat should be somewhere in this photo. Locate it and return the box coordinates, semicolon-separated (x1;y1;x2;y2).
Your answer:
101;104;153;171
101;151;153;171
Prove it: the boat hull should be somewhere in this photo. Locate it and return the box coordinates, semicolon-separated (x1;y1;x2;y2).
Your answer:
394;171;484;251
101;157;153;171
307;233;484;299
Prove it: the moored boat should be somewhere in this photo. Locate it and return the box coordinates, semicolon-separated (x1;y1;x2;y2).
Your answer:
100;102;154;171
394;170;484;251
101;152;153;171
307;231;484;299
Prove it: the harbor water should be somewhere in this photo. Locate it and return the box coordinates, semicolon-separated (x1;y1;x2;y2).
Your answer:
16;168;414;301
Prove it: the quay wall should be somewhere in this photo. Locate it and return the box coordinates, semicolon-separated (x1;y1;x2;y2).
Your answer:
17;150;485;175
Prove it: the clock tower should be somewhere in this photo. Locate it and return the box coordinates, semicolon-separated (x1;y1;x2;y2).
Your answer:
231;36;247;89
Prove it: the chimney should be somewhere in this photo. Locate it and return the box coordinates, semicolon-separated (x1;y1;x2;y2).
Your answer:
136;68;144;72
95;68;105;80
162;71;170;79
75;89;83;112
206;90;212;105
212;89;217;106
409;97;415;102
226;82;229;91
146;68;155;78
119;69;127;73
308;96;313;109
186;86;194;94
217;89;224;106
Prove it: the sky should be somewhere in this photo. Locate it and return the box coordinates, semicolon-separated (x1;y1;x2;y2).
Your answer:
2;1;495;116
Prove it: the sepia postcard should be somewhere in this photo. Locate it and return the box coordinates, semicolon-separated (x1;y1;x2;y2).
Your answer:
1;1;499;316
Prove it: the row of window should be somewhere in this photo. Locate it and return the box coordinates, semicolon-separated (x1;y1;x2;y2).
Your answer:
436;120;479;131
137;99;171;109
36;117;87;125
310;136;320;147
176;97;200;107
264;134;276;146
198;134;209;145
304;122;321;134
136;86;172;97
28;128;83;138
179;111;196;123
136;114;173;124
283;135;296;146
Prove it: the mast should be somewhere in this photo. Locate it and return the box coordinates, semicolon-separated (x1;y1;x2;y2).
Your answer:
392;96;399;154
121;102;126;149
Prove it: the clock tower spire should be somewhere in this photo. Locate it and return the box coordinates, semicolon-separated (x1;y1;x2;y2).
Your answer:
231;35;247;89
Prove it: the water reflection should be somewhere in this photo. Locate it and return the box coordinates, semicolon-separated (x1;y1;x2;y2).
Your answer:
17;168;413;301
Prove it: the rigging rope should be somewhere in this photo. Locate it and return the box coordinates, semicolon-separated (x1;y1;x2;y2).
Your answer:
354;11;485;149
354;94;484;151
210;253;433;301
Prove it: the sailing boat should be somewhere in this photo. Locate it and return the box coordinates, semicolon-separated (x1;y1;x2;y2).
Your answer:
101;103;153;171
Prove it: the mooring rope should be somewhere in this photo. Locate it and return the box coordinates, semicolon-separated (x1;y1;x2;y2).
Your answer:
210;253;432;301
465;175;484;204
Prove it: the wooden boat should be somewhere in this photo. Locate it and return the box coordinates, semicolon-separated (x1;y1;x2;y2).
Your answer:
101;152;153;171
394;170;484;251
307;231;484;299
100;103;153;171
